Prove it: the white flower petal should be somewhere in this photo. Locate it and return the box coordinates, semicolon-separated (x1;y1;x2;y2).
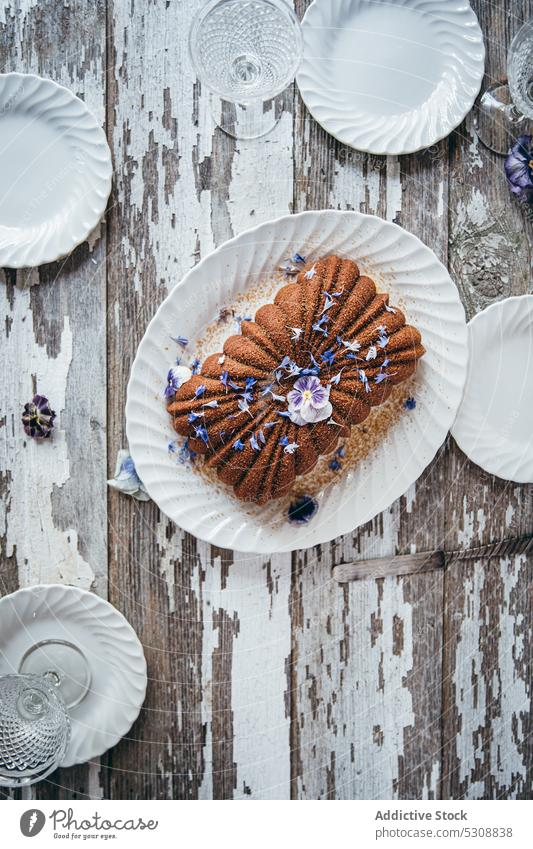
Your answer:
302;401;333;423
288;408;307;426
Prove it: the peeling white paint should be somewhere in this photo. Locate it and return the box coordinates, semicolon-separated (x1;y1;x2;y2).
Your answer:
0;285;95;589
453;555;530;798
386;156;402;223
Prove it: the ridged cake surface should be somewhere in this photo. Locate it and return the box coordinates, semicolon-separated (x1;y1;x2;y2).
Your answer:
167;256;425;504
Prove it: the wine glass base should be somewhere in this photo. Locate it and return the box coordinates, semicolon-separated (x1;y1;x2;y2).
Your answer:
19;640;91;710
210;94;281;140
474;82;533;155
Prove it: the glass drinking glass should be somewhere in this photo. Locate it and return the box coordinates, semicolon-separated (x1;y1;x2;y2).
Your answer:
19;638;91;710
0;674;70;788
189;0;303;140
476;21;533;155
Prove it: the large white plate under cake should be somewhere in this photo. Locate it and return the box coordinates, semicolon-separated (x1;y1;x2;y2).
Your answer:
0;73;112;267
452;295;533;483
126;211;467;554
297;0;485;155
0;585;147;767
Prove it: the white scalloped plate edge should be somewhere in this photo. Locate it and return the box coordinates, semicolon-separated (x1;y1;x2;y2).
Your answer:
297;0;485;155
451;294;533;483
0;73;112;267
0;585;147;767
126;210;467;554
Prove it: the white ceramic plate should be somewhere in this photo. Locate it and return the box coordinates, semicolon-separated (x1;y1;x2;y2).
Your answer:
126;210;467;553
297;0;485;155
0;585;147;767
451;295;533;483
0;73;112;267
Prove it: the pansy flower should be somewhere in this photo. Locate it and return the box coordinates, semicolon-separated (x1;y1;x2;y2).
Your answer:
287;375;333;425
22;394;56;439
504;134;533;202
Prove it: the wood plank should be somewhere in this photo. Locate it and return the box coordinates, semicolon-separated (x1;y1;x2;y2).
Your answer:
333;551;445;583
0;0;107;800
442;0;533;799
0;0;107;798
333;536;533;582
106;0;294;798
291;0;448;789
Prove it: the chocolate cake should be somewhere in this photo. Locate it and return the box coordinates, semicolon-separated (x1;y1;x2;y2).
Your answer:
167;255;425;504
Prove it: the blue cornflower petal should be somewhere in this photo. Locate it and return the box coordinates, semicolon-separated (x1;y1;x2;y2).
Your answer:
170;335;188;347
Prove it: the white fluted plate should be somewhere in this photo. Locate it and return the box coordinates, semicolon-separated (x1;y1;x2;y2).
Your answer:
0;73;112;267
451;295;533;483
0;585;147;767
126;210;467;553
297;0;485;155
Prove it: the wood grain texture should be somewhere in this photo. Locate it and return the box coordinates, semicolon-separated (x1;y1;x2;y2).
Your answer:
0;0;107;800
333;551;445;583
105;0;293;799
0;0;531;802
290;2;447;789
441;0;533;800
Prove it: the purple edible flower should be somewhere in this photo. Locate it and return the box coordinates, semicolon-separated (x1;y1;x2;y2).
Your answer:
22;394;56;439
178;438;197;464
220;370;229;391
170;335;188;348
194;384;206;398
250;434;261;451
188;411;204;423
320;291;335;314
287;375;333;425
194;425;209;444
321;348;336;367
329;368;344;385
504;134;533;202
233;439;245;451
404;396;417;410
165;368;181;398
312;314;329;336
190;358;201;374
329;458;342;472
287;494;318;525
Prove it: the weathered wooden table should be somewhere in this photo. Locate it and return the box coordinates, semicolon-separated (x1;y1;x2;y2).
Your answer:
1;0;532;801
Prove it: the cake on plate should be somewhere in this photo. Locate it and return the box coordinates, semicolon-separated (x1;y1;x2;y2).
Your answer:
167;255;425;504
